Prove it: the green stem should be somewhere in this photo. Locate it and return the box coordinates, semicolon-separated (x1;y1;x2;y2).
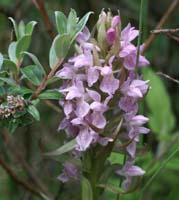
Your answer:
116;155;127;200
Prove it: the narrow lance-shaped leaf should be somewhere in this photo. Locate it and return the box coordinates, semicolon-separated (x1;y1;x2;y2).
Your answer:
49;33;71;68
25;21;37;35
8;42;17;63
46;76;60;85
72;11;93;40
0;77;16;85
45;139;76;156
55;11;67;35
81;177;93;200
23;52;46;75
21;65;44;86
18;20;25;38
38;89;63;100
3;59;18;74
16;35;31;59
0;53;3;70
27;105;40;121
9;17;20;40
67;9;78;33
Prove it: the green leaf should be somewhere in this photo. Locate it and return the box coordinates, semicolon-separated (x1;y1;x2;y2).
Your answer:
98;183;124;194
67;9;78;33
55;11;67;35
8;42;17;63
9;17;19;40
16;35;31;59
21;65;43;86
142;68;175;139
23;52;46;75
3;59;18;74
38;89;63;99
0;70;8;77
0;53;3;70
81;177;93;200
25;21;37;35
49;33;71;68
18;20;25;38
0;77;15;85
27;105;40;121
72;11;93;40
8;120;19;134
49;42;56;68
45;139;76;156
54;34;71;60
46;76;60;85
8;85;33;95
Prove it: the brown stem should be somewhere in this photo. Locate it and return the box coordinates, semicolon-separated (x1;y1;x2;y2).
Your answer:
32;58;63;99
31;0;55;39
142;0;179;54
0;154;42;198
2;128;54;199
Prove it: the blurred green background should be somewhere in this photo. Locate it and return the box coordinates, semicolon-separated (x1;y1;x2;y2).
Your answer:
0;0;179;199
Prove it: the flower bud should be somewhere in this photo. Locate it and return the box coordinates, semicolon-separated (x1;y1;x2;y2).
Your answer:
106;11;113;29
97;10;108;52
111;16;121;28
106;27;116;45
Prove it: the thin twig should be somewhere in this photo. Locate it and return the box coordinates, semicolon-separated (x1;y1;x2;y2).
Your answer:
0;154;42;199
166;33;179;42
31;0;55;39
157;71;179;84
151;28;179;34
2;128;54;199
142;0;179;54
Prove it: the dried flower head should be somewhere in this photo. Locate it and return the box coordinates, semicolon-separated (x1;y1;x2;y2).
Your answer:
0;95;25;119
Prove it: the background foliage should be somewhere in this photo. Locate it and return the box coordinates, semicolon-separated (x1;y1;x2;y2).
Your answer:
0;0;179;199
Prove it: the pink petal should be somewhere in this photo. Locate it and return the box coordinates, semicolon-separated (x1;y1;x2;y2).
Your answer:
90;101;106;112
125;165;145;176
91;112;106;129
75;100;90;118
100;66;112;76
66;87;82;100
130;115;149;126
76;128;93;151
87;89;101;102
64;101;73;116
100;75;119;95
87;67;99;87
112;16;121;28
119;44;136;57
